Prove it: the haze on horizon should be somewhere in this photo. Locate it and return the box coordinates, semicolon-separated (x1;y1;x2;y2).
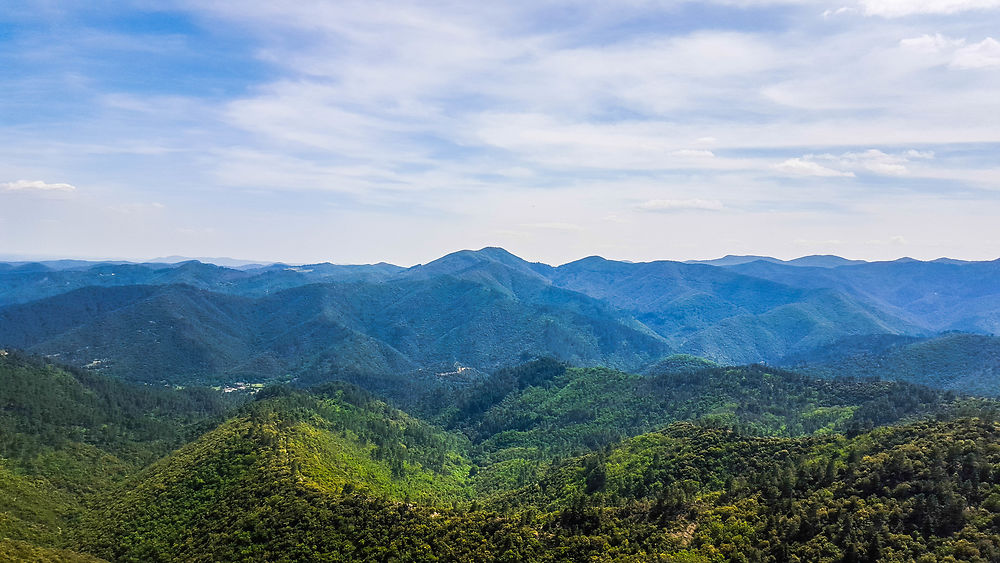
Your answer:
2;1;999;267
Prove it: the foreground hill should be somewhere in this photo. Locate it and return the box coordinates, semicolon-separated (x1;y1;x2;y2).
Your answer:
5;351;1000;561
499;417;1000;561
74;396;1000;562
76;388;477;561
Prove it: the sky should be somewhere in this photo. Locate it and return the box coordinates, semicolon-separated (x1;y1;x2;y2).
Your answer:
1;0;999;266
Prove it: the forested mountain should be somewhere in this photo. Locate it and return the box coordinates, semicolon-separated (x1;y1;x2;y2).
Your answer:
0;279;668;383
5;348;1000;562
686;254;868;268
780;333;1000;396
2;247;999;390
728;258;1000;334
546;255;916;364
0;352;237;560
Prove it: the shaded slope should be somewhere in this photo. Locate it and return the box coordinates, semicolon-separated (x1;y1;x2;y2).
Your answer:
0;275;670;384
547;256;915;364
0;352;233;558
680;288;915;364
730;258;1000;334
780;332;1000;395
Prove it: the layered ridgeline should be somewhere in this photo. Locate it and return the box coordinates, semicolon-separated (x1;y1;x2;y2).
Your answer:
2;248;1000;391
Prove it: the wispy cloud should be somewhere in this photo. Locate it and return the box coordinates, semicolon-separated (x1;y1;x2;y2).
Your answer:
775;149;935;178
1;180;76;192
857;0;1000;17
774;159;856;178
900;34;1000;69
637;199;724;212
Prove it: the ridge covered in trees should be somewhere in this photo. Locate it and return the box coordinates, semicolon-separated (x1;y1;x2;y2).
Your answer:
4;351;1000;561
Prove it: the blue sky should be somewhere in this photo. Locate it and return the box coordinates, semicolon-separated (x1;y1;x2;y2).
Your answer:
1;0;999;265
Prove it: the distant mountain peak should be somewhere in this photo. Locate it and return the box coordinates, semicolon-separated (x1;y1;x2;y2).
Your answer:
785;255;867;268
146;255;273;268
689;254;866;268
686;255;779;267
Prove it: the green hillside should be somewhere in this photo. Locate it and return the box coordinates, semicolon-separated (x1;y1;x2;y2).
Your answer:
5;350;1000;561
0;276;671;385
0;352;236;556
74;404;1000;562
75;389;481;562
410;359;968;493
0;539;105;563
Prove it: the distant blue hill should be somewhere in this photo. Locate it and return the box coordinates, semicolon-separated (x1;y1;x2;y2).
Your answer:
686;254;867;268
2;247;999;392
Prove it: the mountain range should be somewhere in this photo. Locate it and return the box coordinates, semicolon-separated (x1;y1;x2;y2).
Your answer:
2;247;999;392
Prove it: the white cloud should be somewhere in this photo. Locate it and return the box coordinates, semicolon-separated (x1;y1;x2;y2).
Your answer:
899;34;966;53
637;198;724;211
900;34;1000;69
1;180;77;192
839;149;910;175
867;235;909;245
776;149;935;178
774;158;856;177
952;37;1000;68
671;149;716;158
822;6;859;17
859;0;1000;17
